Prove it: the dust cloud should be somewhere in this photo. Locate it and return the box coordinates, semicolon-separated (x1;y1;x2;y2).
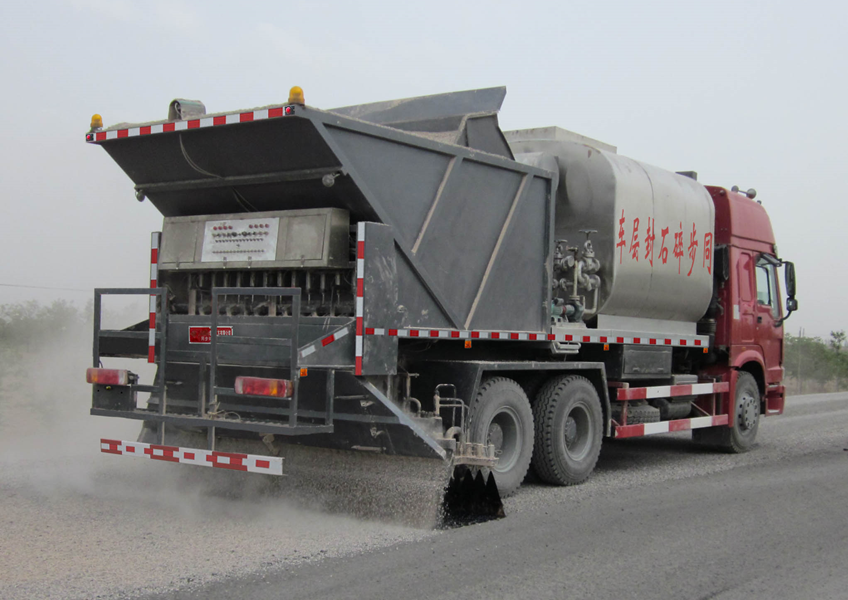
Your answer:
0;324;436;600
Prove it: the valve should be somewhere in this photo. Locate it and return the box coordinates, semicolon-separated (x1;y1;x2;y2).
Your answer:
553;239;577;272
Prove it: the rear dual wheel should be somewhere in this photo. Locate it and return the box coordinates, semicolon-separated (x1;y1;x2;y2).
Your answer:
531;375;603;486
468;374;604;496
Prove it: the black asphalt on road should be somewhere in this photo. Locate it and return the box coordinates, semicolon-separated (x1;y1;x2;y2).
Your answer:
147;393;848;600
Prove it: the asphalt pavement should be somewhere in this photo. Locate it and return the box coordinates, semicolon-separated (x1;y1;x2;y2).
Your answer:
143;392;848;600
2;391;846;599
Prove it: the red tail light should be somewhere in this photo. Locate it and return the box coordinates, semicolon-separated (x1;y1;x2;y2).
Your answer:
234;376;293;398
86;368;130;386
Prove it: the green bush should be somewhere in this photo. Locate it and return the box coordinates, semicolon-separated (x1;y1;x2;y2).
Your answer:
784;331;848;393
0;300;90;353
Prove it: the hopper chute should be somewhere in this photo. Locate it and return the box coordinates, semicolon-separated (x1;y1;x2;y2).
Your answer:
91;88;557;334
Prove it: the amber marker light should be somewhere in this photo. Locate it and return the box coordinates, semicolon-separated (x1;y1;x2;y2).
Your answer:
288;86;305;105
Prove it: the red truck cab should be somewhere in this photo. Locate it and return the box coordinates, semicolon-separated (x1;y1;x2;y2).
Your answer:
704;186;796;420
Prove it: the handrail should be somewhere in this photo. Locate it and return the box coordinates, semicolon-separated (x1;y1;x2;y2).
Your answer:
93;287;170;441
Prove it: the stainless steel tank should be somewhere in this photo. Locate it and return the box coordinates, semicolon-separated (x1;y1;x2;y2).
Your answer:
507;127;714;325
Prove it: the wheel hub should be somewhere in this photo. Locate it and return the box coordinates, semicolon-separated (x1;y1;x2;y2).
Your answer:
487;408;521;472
738;394;758;431
562;405;591;460
564;416;578;448
488;423;505;454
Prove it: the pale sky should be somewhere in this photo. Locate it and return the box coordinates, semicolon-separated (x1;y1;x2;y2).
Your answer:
0;0;843;337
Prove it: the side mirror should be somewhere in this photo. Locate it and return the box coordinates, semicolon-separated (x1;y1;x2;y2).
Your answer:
784;261;796;297
775;263;798;327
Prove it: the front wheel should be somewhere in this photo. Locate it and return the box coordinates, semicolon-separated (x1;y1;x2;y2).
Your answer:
531;375;603;486
693;371;760;453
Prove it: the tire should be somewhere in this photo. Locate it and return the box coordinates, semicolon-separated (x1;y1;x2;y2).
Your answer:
517;372;549;405
692;371;760;453
610;402;661;425
531;375;603;486
467;377;534;497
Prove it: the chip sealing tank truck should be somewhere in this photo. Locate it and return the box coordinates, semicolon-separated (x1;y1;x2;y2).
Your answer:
85;87;797;522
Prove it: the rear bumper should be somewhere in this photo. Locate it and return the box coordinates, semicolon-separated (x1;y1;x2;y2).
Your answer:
100;438;284;475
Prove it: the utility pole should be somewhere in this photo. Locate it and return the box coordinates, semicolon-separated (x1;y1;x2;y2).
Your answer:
798;327;804;395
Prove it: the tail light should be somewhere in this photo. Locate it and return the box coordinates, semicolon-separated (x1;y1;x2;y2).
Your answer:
86;368;130;386
234;376;293;398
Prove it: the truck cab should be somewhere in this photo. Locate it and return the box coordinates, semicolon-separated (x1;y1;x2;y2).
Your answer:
704;186;797;417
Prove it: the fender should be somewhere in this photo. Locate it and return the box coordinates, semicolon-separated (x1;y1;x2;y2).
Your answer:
730;346;766;378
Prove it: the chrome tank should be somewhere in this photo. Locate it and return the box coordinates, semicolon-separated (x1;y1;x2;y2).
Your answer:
508;129;714;324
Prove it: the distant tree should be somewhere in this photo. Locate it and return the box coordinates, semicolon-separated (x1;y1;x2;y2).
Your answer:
0;300;89;353
829;330;848;390
785;331;848;393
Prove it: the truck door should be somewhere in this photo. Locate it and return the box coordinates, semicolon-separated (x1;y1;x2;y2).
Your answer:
755;256;784;384
736;251;756;344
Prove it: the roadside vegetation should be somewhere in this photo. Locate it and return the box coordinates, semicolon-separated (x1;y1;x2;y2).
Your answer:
0;299;144;412
785;331;848;394
0;301;91;379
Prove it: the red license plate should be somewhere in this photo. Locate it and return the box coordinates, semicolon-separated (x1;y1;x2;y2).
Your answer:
188;326;234;344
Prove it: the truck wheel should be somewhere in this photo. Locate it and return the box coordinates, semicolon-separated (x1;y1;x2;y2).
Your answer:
531;375;603;486
468;377;534;497
516;372;549;405
692;371;760;453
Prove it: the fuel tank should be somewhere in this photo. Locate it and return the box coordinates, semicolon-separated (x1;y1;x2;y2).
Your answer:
508;128;714;324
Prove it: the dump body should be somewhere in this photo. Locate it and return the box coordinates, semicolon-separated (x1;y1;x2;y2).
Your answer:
98;91;555;339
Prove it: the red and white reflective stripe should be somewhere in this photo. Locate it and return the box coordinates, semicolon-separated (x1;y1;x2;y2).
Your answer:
299;324;352;359
615;381;729;401
354;223;365;376
149;232;161;363
100;439;283;475
615;415;729;438
86;106;296;143
362;327;707;348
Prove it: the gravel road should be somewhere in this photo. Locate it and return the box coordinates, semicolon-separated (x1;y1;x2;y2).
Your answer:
2;354;846;600
0;346;433;599
146;391;848;600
